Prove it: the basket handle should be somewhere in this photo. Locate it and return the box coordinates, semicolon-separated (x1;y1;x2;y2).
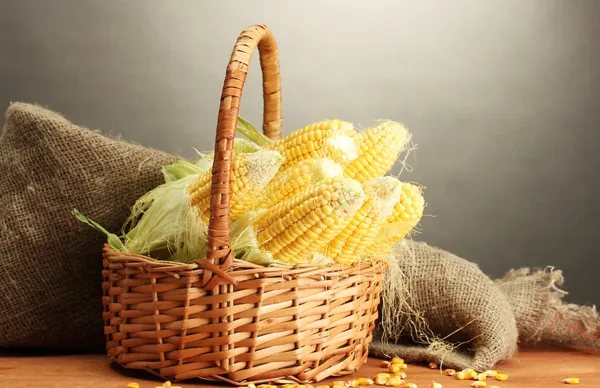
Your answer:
199;24;282;290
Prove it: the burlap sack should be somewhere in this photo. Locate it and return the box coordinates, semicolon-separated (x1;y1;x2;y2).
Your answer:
370;239;518;371
0;102;178;350
496;267;600;348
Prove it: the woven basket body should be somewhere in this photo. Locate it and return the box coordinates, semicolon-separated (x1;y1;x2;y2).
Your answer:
102;24;385;384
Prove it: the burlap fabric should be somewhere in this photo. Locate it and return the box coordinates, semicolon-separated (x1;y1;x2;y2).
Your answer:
496;268;600;348
0;102;177;350
370;239;518;371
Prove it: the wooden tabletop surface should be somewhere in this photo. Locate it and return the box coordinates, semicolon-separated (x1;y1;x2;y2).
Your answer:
1;348;599;388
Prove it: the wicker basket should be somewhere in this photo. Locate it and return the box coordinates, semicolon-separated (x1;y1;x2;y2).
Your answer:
102;24;386;385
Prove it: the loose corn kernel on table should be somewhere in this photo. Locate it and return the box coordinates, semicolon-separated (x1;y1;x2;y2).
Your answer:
0;348;598;388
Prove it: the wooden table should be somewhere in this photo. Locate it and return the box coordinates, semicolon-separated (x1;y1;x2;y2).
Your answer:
1;348;599;388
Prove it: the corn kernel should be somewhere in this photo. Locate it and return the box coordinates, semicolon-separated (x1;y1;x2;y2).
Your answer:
484;370;498;377
495;373;508;381
563;378;580;384
257;385;272;388
346;380;359;387
471;382;486;387
248;384;257;388
455;372;466;380
357;378;374;386
389;364;402;374
386;376;405;387
391;357;404;365
397;372;407;379
376;374;391;385
462;368;475;374
402;384;417;388
380;361;391;368
431;381;442;388
466;371;478;380
477;373;487;381
316;385;331;388
428;362;438;369
443;369;456;376
306;385;315;388
163;383;172;388
400;363;408;370
282;385;297;388
126;384;140;388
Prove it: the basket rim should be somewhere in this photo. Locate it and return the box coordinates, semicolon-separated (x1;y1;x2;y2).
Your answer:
102;244;387;274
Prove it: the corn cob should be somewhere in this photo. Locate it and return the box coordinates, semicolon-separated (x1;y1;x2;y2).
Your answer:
260;158;344;209
254;177;365;264
324;176;402;265
188;149;284;221
269;119;359;169
367;182;424;256
344;120;410;183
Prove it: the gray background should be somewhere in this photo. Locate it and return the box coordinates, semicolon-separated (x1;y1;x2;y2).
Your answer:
1;1;599;305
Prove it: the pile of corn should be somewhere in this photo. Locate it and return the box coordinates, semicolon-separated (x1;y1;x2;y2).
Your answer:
75;117;425;266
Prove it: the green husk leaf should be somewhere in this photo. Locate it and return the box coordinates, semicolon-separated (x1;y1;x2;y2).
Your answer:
229;210;278;266
122;173;208;263
162;159;209;183
236;116;274;147
72;209;124;251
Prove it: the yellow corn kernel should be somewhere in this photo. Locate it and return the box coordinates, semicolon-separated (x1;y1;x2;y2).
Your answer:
455;371;466;380
396;372;407;379
254;177;364;263
333;381;346;386
357;378;374;386
260;158;344;208
477;373;487;381
443;369;456;376
400;363;408;370
281;385;296;388
388;364;402;374
386;376;405;387
428;362;438;369
344;120;410;183
483;370;497;377
495;373;508;381
401;384;417;388
462;368;475;374
126;384;140;388
563;378;580;384
431;382;442;388
188;149;283;221
465;370;478;380
316;386;330;388
375;373;391;385
470;382;486;388
305;385;315;388
271;120;359;169
380;361;392;368
247;384;257;388
257;385;272;388
391;357;404;365
325;176;402;264
346;380;359;387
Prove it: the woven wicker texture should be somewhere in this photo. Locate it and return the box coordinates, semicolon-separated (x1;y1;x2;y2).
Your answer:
103;24;385;384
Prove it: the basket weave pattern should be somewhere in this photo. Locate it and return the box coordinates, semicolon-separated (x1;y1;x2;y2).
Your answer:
102;24;385;384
